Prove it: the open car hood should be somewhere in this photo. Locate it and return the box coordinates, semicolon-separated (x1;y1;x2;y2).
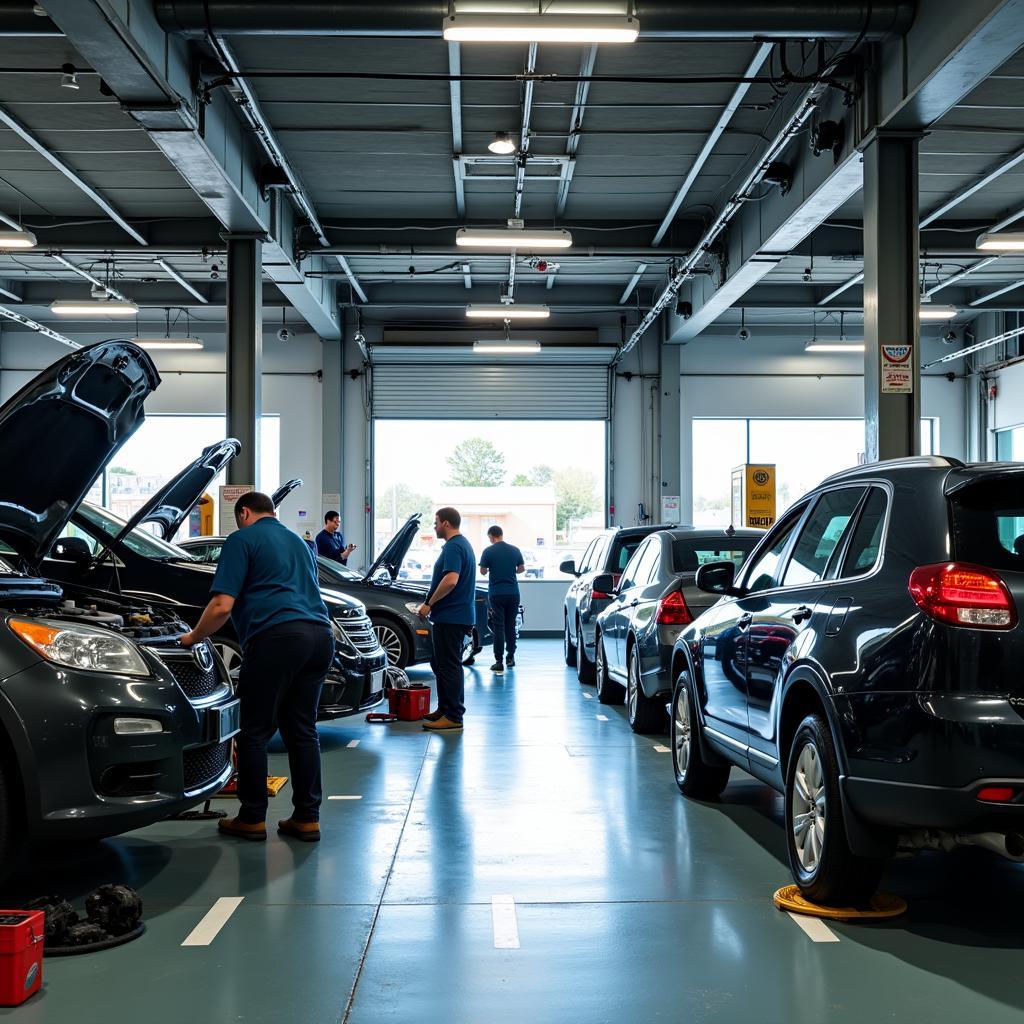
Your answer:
130;438;241;543
0;341;159;567
364;514;421;584
271;478;303;508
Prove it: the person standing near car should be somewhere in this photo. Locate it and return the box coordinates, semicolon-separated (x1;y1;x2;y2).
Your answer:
316;510;356;565
417;507;475;732
479;525;524;673
180;491;334;843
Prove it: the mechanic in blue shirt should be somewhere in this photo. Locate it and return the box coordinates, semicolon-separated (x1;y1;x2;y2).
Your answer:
315;510;356;564
479;525;524;673
181;491;334;844
416;506;475;732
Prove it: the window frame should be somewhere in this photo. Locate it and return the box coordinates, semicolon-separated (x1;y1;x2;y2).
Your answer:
739;501;812;594
836;487;890;580
618;538;651;592
780;486;866;589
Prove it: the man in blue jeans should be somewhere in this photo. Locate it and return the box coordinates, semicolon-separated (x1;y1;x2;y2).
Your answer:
181;491;334;843
479;525;524;673
417;506;475;732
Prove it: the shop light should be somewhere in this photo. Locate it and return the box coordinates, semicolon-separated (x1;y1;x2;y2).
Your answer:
50;298;139;316
0;229;37;249
977;231;1024;251
131;337;204;351
805;341;865;353
466;303;549;319
473;340;541;354
456;227;573;250
443;13;639;43
920;305;958;321
488;131;517;155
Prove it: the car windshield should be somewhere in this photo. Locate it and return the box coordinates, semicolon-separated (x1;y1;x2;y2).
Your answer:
671;537;757;573
78;503;196;562
949;477;1024;572
317;555;362;582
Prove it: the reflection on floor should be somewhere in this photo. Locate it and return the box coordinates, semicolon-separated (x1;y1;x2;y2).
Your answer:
5;640;1024;1022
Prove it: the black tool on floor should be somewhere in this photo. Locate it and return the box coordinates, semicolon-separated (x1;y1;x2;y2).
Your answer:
23;885;145;956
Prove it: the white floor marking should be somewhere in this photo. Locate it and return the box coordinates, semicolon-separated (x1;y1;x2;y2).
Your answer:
596;714;609;721
491;895;521;949
582;693;593;700
653;744;671;753
182;897;244;947
347;740;360;748
787;912;840;943
328;795;363;800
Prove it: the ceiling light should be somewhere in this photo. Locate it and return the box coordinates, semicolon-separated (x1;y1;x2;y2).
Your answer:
131;337;204;351
443;13;639;44
456;227;572;250
50;298;139;317
473;340;542;354
920;305;958;321
977;231;1024;251
60;63;79;90
805;341;866;353
488;131;517;155
466;304;549;319
0;230;37;249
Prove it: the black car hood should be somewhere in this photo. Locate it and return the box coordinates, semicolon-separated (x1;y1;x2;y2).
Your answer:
131;438;241;542
271;478;303;508
364;514;421;584
0;341;159;567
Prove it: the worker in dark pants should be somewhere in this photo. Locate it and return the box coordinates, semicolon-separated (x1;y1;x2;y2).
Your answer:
181;491;334;843
479;525;524;674
417;506;475;732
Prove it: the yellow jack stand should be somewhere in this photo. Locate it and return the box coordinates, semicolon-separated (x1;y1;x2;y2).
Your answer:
773;885;907;921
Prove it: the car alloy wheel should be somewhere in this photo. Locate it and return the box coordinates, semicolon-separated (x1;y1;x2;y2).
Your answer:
627;654;639;724
211;639;242;682
596;636;605;688
673;682;691;777
791;740;827;875
373;623;405;668
563;616;577;666
461;630;477;666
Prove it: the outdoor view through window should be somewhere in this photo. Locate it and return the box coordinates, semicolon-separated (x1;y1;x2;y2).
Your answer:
373;420;606;582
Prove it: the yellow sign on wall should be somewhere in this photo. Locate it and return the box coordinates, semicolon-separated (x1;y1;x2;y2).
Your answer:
731;464;776;530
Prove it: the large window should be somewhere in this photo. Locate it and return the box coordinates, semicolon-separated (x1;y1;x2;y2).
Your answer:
693;417;937;526
373;419;606;581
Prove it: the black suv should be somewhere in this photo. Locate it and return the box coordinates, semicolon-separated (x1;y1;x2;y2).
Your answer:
670;456;1024;905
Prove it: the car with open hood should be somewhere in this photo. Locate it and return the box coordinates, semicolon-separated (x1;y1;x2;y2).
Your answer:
0;341;241;870
180;508;520;670
43;444;387;721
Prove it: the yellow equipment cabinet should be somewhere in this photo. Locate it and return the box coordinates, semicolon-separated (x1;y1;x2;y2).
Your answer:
188;493;215;537
731;464;776;530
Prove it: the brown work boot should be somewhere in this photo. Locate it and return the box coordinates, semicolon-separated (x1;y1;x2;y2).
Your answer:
422;715;463;732
278;818;321;843
423;707;445;722
218;816;267;841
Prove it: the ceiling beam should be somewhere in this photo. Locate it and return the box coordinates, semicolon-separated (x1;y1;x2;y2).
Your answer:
555;44;598;217
448;42;465;218
0;306;79;349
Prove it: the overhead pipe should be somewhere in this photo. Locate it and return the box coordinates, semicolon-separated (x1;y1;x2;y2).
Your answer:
155;2;914;39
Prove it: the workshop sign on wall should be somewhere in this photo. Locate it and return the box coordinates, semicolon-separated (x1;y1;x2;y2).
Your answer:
731;464;776;530
881;344;913;394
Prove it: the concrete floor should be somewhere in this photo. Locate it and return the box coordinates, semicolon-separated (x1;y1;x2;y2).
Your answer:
5;640;1024;1022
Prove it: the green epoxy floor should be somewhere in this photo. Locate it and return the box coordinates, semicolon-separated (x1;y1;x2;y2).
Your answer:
5;640;1024;1021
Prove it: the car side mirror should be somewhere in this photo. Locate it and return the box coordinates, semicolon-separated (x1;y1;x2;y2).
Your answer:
559;558;577;577
696;560;741;596
592;572;616;596
51;537;92;565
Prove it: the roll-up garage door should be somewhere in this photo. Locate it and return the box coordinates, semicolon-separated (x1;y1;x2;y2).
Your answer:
371;362;610;420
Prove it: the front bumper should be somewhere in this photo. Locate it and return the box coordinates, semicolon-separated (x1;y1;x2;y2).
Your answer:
320;651;387;720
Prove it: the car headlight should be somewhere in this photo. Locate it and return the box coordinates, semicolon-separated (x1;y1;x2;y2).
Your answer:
8;617;150;677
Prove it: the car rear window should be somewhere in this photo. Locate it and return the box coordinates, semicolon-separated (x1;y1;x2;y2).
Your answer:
671;538;756;573
609;537;645;572
949;478;1024;572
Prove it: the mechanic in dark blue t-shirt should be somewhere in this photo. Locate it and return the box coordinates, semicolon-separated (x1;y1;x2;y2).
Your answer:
416;506;475;732
181;491;334;845
479;525;524;673
315;510;356;564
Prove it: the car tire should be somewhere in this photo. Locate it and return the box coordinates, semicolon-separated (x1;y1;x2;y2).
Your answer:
626;645;667;734
461;629;479;667
672;672;730;798
211;637;242;683
371;617;410;668
785;714;885;907
595;633;625;705
564;615;577;667
576;616;595;684
0;767;15;878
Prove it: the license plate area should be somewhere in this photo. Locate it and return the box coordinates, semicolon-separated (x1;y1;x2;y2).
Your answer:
369;669;385;697
207;699;240;743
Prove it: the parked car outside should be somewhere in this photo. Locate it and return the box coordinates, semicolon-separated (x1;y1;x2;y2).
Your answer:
593;528;759;732
561;526;663;684
0;341;240;871
670;455;1024;906
44;446;387;721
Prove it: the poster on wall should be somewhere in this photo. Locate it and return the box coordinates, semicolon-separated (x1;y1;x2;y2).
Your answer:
219;484;253;536
881;344;913;394
731;465;776;530
661;495;681;525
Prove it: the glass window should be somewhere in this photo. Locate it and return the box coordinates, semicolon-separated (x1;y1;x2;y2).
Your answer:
783;488;865;587
672;537;757;573
949;478;1024;571
581;538;600;573
632;539;663;588
592;535;611;572
618;540;650;591
743;507;807;593
692;419;747;526
610;535;646;573
76;504;195;562
840;488;888;578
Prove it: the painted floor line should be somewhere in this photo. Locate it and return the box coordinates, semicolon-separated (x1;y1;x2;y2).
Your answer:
329;795;363;801
583;693;593;700
787;911;840;943
181;896;244;947
347;739;360;748
596;714;609;721
653;744;671;753
491;895;521;949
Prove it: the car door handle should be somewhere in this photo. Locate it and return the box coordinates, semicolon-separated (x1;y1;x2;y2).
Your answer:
792;605;813;624
630;599;639;607
738;613;752;630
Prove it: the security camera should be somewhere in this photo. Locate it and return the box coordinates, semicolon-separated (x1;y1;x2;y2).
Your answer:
277;327;293;342
737;328;750;342
943;329;958;345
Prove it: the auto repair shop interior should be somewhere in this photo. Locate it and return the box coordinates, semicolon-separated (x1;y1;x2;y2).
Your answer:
2;0;1024;1020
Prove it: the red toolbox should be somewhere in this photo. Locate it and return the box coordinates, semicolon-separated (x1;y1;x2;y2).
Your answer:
0;910;43;1006
386;684;431;721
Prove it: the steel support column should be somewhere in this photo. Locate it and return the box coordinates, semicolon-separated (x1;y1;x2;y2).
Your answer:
226;237;262;486
863;132;920;462
659;338;681;514
321;338;344;522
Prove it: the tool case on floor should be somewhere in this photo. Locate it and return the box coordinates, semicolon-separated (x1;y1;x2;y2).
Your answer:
386;683;431;721
0;910;43;1005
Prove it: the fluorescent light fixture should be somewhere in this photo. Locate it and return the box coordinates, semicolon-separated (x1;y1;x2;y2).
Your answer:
0;230;37;249
444;13;639;43
805;341;865;353
466;303;549;319
977;231;1024;251
456;227;572;250
131;337;204;351
473;340;541;354
488;131;517;155
920;305;958;321
51;298;139;316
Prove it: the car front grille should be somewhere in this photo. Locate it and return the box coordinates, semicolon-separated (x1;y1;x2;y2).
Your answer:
154;648;230;704
183;740;231;793
342;617;384;656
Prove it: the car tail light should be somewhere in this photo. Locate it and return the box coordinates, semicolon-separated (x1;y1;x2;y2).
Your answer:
909;562;1017;629
592;588;612;600
978;786;1015;803
656;590;692;626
